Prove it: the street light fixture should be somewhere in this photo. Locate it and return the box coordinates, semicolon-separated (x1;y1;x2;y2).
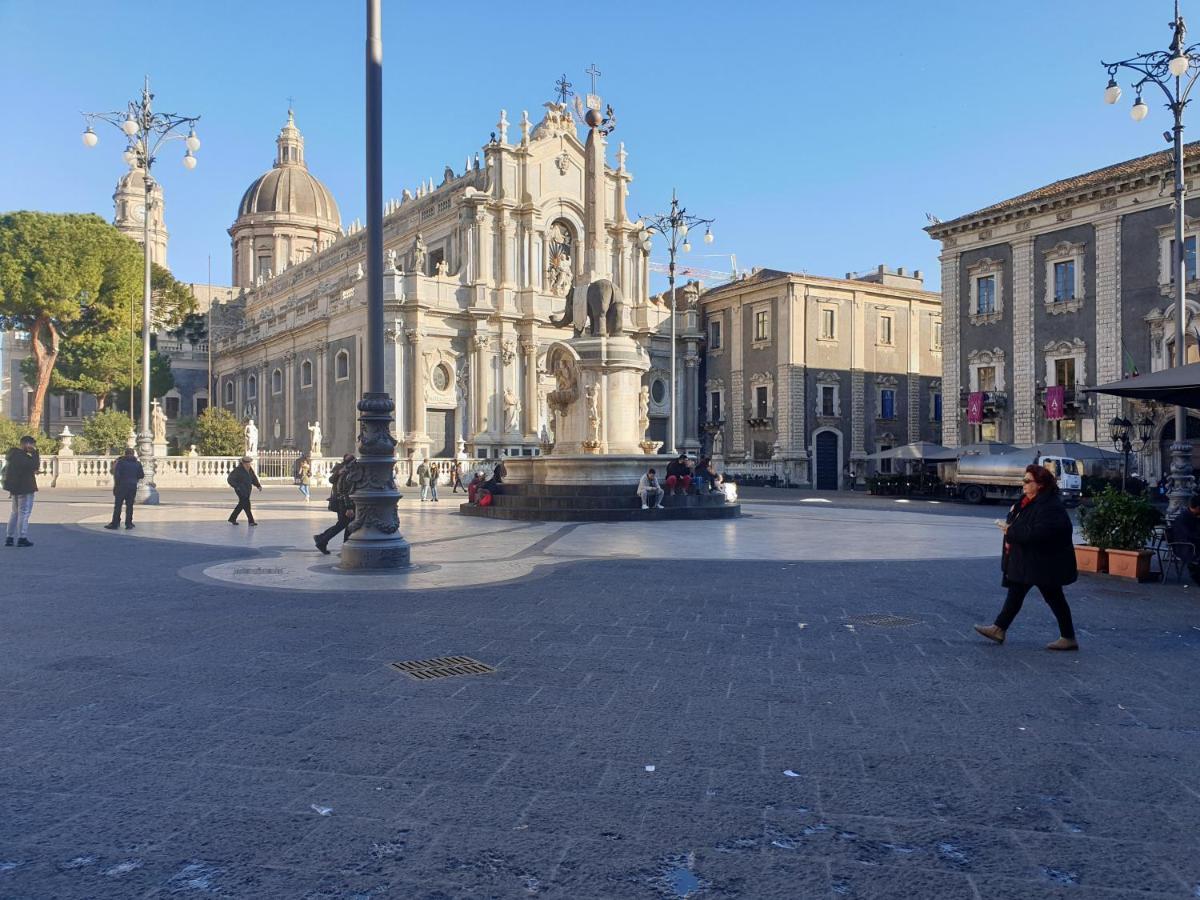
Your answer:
1110;414;1156;491
1103;0;1200;516
640;189;715;455
82;76;201;505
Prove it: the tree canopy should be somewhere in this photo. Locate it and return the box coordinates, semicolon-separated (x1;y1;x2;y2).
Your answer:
196;408;244;456
0;211;195;425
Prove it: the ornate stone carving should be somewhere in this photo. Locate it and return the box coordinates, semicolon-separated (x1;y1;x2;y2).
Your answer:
471;334;491;353
547;356;579;417
531;101;576;142
244;419;259;455
551;279;625;337
638;385;650;436
307;421;323;455
545;222;574;298
583;383;602;452
503;387;521;432
500;339;516;365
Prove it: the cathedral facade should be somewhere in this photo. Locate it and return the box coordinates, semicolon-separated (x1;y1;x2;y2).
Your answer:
210;101;682;461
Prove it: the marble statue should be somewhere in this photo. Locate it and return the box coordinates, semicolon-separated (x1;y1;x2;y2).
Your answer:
385;248;399;273
435;258;449;277
712;429;724;457
585;383;601;444
244;418;259;455
550;279;625;338
188;444;199;457
151;399;167;443
503;388;521;433
274;419;281;440
411;232;427;274
308;421;323;456
638;385;650;436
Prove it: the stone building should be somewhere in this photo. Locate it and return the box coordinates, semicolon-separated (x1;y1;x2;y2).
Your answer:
211;101;678;460
699;266;943;488
925;142;1200;477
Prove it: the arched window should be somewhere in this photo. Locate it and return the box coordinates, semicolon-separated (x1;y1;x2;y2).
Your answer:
271;368;283;394
246;374;257;399
224;381;234;404
300;360;313;388
335;349;350;381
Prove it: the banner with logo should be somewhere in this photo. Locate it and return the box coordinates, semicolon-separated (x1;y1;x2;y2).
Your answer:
967;392;984;424
1045;385;1065;421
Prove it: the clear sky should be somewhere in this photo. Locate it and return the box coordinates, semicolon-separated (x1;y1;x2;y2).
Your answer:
0;0;1186;293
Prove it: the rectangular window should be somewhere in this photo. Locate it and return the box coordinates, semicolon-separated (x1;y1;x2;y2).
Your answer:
820;307;836;340
709;391;721;423
932;320;943;351
878;314;894;346
195;397;209;416
164;396;180;419
976;275;996;314
879;448;894;475
755;386;769;418
933;392;943;422
754;309;770;342
256;255;272;279
978;366;997;392
1053;260;1076;301
1054;357;1076;387
709;320;722;350
63;393;80;418
1171;236;1198;281
880;389;896;420
821;385;836;417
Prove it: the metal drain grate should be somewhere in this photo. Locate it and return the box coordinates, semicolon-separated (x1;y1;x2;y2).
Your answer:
390;656;496;680
845;614;921;628
232;567;284;576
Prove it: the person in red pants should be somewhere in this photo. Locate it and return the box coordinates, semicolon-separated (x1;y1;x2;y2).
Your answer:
665;454;693;495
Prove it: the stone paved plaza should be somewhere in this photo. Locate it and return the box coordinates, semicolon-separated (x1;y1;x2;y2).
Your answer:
2;489;1199;899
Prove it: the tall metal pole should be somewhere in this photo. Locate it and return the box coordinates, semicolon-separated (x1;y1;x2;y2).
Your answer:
667;194;678;455
1170;90;1193;512
340;0;409;569
137;169;159;503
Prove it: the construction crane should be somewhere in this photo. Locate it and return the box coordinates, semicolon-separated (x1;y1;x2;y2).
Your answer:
648;253;739;284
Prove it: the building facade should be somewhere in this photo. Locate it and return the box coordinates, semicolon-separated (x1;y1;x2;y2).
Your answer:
211;101;680;460
926;142;1200;477
699;266;943;488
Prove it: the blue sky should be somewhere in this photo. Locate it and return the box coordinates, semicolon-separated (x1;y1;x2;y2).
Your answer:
0;0;1186;292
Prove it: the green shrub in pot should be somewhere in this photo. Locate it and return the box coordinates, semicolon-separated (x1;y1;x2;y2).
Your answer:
1079;486;1162;550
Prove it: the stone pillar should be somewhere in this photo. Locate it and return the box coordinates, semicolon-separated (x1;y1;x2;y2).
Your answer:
283;351;296;446
407;328;428;447
729;301;745;460
1012;235;1036;444
940;249;961;447
471;333;490;437
316;346;328;448
1094;218;1122;427
583;127;607;283
683;352;701;453
521;336;538;438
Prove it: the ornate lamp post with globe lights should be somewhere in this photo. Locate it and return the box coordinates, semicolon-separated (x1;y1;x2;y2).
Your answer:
82;77;201;504
640;192;714;455
1103;1;1200;515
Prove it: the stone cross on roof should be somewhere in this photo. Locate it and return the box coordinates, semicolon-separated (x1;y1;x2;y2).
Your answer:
555;74;572;105
585;63;602;110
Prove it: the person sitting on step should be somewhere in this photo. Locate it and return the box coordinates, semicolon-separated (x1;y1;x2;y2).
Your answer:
665;454;693;495
637;468;665;510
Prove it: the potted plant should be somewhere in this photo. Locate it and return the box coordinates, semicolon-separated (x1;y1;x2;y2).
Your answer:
1079;487;1161;580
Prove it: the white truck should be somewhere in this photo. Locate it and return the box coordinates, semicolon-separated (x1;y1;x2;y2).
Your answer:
944;450;1082;505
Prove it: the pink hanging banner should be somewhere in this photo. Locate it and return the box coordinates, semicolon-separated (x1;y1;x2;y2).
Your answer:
1045;385;1065;421
967;392;984;424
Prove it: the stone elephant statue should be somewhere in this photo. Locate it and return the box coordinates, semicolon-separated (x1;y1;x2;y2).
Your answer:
550;278;625;337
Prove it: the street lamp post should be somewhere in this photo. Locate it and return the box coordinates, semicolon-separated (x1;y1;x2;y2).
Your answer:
82;77;200;504
1109;413;1155;491
640;190;714;455
1103;1;1200;516
339;0;409;569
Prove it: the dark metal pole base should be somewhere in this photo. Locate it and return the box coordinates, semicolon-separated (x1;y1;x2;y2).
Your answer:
1165;438;1194;520
339;392;410;570
135;431;160;505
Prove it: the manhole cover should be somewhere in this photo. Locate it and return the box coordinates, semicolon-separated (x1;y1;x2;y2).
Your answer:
232;567;284;576
845;614;920;628
390;656;496;680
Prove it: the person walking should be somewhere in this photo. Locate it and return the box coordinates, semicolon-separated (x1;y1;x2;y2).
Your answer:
451;459;465;493
314;453;356;554
4;435;39;547
105;448;144;530
294;452;313;502
417;458;437;502
975;464;1079;651
227;455;262;526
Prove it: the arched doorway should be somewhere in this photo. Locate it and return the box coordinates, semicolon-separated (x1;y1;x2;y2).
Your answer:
1158;415;1200;475
814;429;841;490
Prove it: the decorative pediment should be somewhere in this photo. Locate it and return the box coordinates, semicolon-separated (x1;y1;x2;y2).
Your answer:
930;378;942;390
1042;338;1086;354
749;371;774;387
705;377;725;392
1043;239;1085;259
875;374;899;387
966;256;1002;277
876;432;897;446
966;347;1005;365
815;370;840;384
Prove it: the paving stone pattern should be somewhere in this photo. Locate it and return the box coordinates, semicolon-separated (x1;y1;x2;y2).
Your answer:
1;522;1199;898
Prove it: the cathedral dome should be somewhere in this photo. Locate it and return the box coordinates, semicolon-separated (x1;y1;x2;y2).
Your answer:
235;111;340;227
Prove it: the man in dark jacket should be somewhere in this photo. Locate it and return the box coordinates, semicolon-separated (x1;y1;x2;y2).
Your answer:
1167;494;1200;581
227;455;262;525
665;454;693;495
4;435;39;547
106;448;145;530
314;454;357;554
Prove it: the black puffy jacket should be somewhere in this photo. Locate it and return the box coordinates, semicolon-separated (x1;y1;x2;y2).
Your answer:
3;447;39;495
1002;491;1078;587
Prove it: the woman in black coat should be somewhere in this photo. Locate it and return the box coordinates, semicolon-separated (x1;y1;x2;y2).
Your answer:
974;464;1079;651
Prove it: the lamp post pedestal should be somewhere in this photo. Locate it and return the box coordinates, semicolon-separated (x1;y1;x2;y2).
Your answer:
340;393;409;569
135;431;159;504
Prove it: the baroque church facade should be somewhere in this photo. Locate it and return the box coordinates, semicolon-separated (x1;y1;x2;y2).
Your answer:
211;99;683;461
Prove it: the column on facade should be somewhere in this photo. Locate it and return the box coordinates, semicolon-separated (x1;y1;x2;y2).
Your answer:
497;209;512;289
471;332;490;437
283;351;295;445
850;294;866;458
683;352;700;452
1094;219;1122;427
940;250;961;446
1012;235;1036;444
729;301;745;459
407;328;427;442
521;335;538;438
259;361;270;448
907;301;921;443
315;347;328;450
